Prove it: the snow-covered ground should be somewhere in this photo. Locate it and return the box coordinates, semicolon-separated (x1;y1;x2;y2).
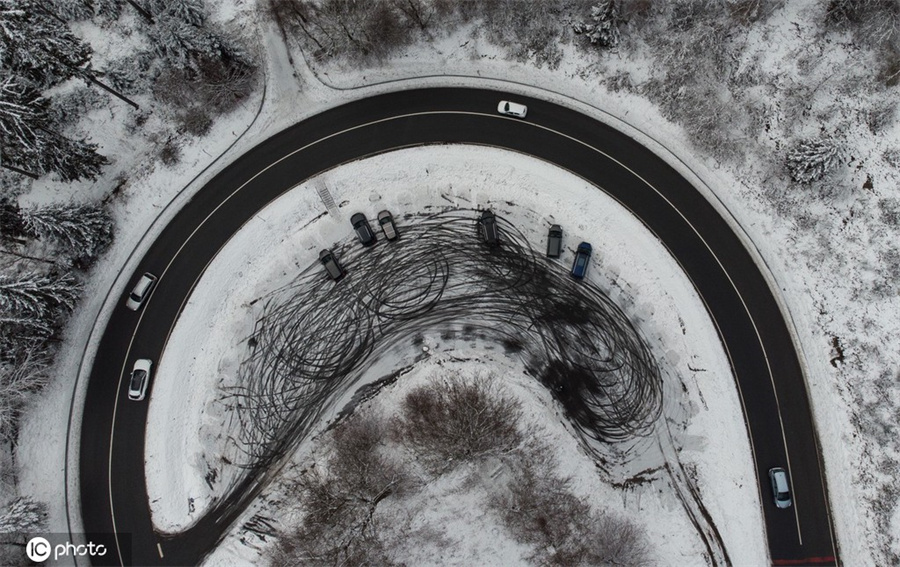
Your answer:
148;145;762;563
205;345;760;566
10;0;897;565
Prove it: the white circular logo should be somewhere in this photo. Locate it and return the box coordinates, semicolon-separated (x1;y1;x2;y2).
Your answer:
26;536;51;562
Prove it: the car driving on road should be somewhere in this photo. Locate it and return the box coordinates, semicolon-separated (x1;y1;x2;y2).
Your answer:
768;467;792;508
125;272;157;311
351;213;376;246
497;100;527;118
128;359;152;401
377;210;399;241
571;242;592;279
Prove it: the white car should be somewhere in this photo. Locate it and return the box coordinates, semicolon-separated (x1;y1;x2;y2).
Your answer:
125;272;157;311
128;359;152;401
497;100;527;118
768;467;792;509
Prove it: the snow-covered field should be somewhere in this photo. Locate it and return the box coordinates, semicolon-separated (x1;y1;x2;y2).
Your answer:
8;0;898;565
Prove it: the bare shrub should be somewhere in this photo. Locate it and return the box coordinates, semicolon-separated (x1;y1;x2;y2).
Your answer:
492;456;650;566
826;0;900;50
178;110;213;136
159;139;181;166
271;414;406;566
728;0;783;25
880;45;900;86
274;0;416;63
391;373;524;469
478;0;568;69
866;100;896;133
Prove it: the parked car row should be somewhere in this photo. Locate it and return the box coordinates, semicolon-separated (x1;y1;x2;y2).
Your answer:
477;210;592;280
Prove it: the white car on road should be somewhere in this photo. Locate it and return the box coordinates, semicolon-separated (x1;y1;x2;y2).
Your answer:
128;359;152;401
497;100;527;118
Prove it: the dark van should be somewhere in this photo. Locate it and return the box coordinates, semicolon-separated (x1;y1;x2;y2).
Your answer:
571;242;592;279
479;210;500;247
547;225;563;258
319;249;345;280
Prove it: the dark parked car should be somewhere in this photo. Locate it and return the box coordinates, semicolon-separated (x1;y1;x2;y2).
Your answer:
571;242;592;279
768;467;792;509
351;213;376;246
377;210;399;241
319;249;345;280
547;225;563;258
478;210;500;246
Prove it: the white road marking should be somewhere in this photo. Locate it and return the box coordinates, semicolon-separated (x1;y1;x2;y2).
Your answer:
157;542;164;558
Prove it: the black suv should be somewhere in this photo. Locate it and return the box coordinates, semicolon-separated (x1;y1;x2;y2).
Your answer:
351;213;376;246
478;210;500;247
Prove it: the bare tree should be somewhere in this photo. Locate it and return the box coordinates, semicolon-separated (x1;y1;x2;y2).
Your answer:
492;456;651;566
0;346;50;443
272;414;406;566
390;373;524;470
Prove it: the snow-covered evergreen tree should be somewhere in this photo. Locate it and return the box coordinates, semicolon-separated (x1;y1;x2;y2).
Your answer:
0;197;26;241
149;0;207;26
4;129;109;182
574;1;621;49
21;203;113;265
786;138;843;184
149;11;225;70
48;0;95;21
0;76;51;151
0;0;93;88
0;271;81;320
0;76;109;181
94;0;126;20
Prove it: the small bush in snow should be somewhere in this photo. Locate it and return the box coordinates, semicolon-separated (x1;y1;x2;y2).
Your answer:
785;137;843;184
105;52;155;96
178;109;213;137
159;139;182;166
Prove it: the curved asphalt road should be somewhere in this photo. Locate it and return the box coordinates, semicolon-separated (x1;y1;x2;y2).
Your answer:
78;88;837;566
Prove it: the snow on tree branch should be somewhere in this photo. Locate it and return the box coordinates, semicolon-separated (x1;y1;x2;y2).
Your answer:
574;1;622;49
0;270;81;320
21;203;113;266
786;137;843;184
